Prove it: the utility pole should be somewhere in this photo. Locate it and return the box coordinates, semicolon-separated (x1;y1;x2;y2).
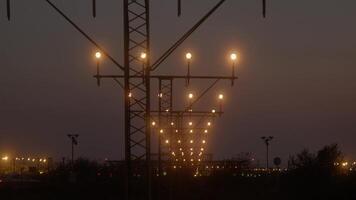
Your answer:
261;136;273;170
67;134;79;165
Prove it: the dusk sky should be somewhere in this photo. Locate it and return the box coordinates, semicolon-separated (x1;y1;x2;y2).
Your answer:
1;0;356;166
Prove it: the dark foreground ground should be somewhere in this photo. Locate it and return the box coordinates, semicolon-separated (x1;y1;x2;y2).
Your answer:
1;171;356;200
1;144;354;199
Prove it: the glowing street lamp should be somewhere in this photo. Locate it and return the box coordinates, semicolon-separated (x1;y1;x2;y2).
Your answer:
230;52;238;85
151;121;156;127
95;51;102;86
185;52;192;85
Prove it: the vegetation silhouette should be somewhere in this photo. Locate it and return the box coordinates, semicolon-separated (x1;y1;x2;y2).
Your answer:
1;145;356;200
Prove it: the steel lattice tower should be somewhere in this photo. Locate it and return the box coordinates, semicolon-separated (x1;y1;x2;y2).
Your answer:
123;0;151;199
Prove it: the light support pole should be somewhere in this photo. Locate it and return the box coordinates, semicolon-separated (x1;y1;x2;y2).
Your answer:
230;53;237;86
261;136;273;170
67;134;79;165
186;53;192;86
95;52;101;86
218;94;224;116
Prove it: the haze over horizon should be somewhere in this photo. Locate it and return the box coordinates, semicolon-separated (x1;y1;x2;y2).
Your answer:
1;0;356;166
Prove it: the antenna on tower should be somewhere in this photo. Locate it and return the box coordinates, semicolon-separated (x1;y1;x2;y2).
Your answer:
263;0;267;18
6;0;11;20
178;0;181;17
92;0;96;18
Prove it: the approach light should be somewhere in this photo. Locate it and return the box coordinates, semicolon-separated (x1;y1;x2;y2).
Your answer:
186;52;192;60
230;53;237;61
140;52;147;60
219;94;224;100
95;52;102;59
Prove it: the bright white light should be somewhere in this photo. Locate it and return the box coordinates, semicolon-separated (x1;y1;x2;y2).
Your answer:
230;53;237;61
140;52;147;60
95;52;102;59
219;94;224;100
186;52;192;60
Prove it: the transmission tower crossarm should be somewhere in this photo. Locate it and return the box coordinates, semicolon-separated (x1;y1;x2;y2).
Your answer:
150;0;227;71
94;74;237;80
45;0;124;71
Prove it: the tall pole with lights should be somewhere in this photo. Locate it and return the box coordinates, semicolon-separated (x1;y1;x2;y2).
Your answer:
67;134;79;165
261;136;274;170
